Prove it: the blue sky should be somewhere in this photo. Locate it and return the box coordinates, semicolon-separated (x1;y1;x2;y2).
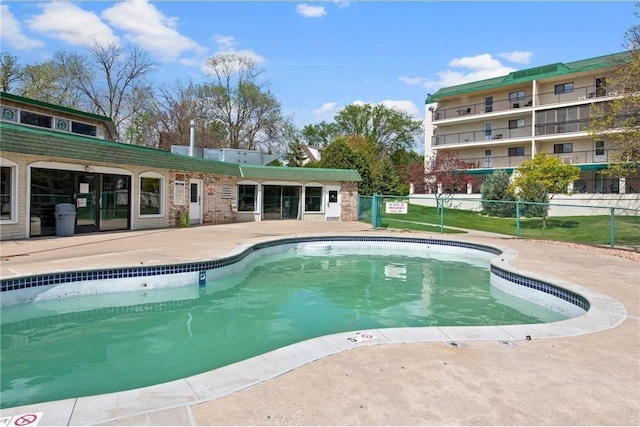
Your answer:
1;0;637;149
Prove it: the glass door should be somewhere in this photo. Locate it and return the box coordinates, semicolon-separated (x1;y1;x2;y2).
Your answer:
74;173;99;233
100;174;130;231
282;186;300;219
262;185;282;220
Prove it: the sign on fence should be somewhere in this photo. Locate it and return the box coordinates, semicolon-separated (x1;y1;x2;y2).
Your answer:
385;202;408;214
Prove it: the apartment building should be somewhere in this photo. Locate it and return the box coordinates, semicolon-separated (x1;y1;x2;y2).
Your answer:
424;51;638;195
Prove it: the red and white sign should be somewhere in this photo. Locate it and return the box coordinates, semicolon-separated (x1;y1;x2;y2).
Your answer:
345;332;377;343
0;412;43;427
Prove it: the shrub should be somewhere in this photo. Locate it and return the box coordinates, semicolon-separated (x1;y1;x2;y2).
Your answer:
480;170;517;217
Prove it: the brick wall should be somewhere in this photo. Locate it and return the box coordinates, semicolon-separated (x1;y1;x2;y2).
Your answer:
340;181;359;221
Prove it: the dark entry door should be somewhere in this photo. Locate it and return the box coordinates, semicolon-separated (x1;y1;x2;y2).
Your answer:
74;173;99;233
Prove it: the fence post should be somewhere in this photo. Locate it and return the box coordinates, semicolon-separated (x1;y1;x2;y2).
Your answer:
439;198;444;234
516;201;521;238
610;207;615;248
371;194;378;230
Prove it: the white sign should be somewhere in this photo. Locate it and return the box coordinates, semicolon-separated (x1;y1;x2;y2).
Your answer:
174;181;186;206
76;198;87;208
345;332;377;343
385;202;408;214
0;412;43;427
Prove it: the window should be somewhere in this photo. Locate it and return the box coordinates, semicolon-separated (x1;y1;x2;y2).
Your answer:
140;175;162;215
20;111;52;129
595;140;605;156
305;186;323;212
509;90;526;102
554;143;573;154
508;119;525;129
1;165;15;221
508;147;525;157
328;190;338;203
71;121;97;137
238;184;257;211
554;82;574;95
484;96;493;113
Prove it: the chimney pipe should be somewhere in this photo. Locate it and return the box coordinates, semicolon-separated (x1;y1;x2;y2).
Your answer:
189;119;195;157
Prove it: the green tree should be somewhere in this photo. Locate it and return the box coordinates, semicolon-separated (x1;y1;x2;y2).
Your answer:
300;121;339;148
319;138;373;195
587;6;640;176
480;170;517;217
333;103;423;157
511;153;581;227
372;155;406;195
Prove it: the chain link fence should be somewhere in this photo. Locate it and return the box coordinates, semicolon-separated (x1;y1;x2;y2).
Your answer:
358;194;640;249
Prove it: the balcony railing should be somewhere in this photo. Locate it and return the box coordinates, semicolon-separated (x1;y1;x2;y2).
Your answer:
535;119;590;136
431;84;612;121
433;118;597;146
432;125;532;146
460;148;618;170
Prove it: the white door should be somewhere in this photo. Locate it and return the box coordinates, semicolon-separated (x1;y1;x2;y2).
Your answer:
326;186;341;220
189;179;202;225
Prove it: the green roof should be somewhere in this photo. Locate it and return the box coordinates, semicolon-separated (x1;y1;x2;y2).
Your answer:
1;91;118;138
426;51;631;103
239;163;362;182
1;121;361;182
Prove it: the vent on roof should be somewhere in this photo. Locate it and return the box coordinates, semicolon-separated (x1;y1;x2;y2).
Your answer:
512;64;561;80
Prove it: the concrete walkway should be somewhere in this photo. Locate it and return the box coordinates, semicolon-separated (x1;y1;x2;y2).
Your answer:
0;221;638;426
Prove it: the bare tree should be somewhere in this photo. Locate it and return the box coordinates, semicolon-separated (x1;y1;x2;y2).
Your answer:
74;42;155;139
0;52;23;92
203;53;286;151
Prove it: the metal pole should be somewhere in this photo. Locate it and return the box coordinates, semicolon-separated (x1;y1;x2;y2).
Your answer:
610;207;615;248
439;198;444;234
516;201;521;238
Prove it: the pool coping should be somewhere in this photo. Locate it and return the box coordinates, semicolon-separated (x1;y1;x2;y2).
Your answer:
0;234;628;426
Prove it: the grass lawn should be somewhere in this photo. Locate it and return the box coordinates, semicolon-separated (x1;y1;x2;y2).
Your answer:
380;203;640;247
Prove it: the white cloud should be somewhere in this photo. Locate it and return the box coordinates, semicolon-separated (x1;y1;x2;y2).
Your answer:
102;0;204;62
0;5;44;50
314;102;338;117
401;53;520;92
26;2;118;47
200;35;267;75
296;4;327;18
334;0;351;9
449;53;503;70
399;76;427;86
379;100;421;119
498;51;533;64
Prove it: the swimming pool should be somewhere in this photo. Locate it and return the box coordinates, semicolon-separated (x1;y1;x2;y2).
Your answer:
0;236;594;410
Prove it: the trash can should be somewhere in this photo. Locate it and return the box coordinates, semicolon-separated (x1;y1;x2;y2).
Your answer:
55;203;76;237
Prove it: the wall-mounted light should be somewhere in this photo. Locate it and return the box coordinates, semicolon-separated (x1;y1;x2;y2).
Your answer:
428;106;435;112
85;165;96;173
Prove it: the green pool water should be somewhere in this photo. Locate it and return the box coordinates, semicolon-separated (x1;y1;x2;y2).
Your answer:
0;249;567;409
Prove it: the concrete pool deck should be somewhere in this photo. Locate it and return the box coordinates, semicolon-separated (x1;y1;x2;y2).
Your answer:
0;221;638;426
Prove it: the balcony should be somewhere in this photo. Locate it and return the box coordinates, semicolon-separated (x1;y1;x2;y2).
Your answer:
535;119;590;136
460;148;617;171
431;84;612;122
432;125;532;146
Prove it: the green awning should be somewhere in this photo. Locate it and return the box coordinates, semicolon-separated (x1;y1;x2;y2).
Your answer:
579;164;608;171
464;167;514;175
